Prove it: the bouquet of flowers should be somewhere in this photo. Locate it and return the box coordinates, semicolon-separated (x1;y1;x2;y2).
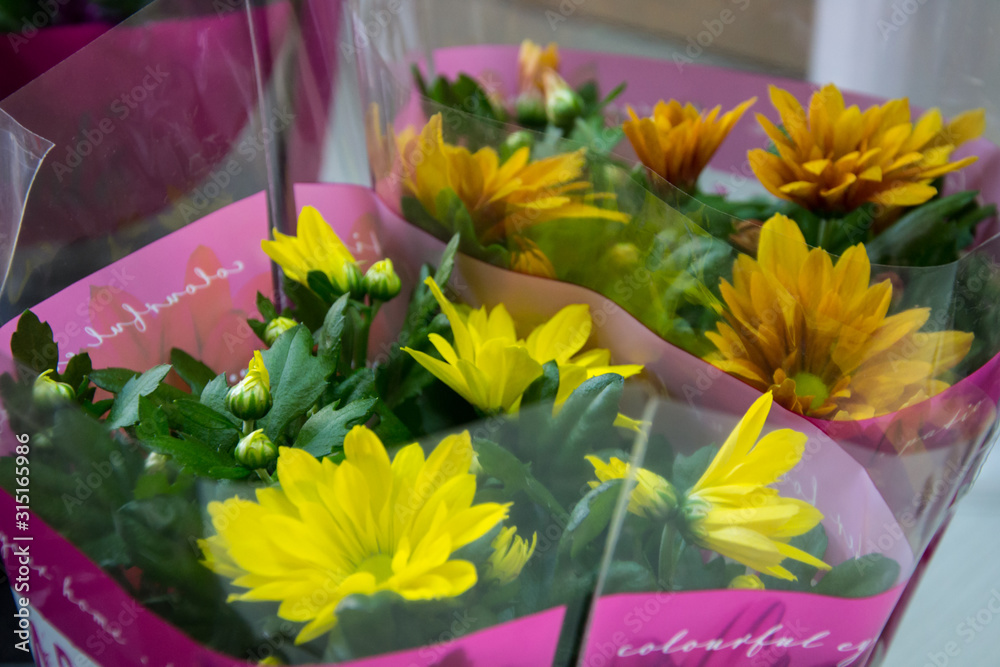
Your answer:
0;0;998;665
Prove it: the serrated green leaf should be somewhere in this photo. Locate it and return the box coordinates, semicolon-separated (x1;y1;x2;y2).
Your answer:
169;348;216;396
564;479;622;559
10;310;58;376
137;396;170;440
522;360;560;406
307;270;341;304
107;365;172;429
162;399;240;453
140;434;250;479
259;327;334;442
296;398;378;457
283;278;329;331
61;352;92;393
256;291;278;320
90;367;140;393
199;373;238;425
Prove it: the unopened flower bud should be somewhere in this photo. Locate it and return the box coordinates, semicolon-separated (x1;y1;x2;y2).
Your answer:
606;243;641;273
235;429;278;469
345;263;366;300
515;90;546;127
363;259;402;301
728;574;765;590
263;317;297;346
502;130;534;159
543;72;584;129
33;369;75;404
226;351;272;421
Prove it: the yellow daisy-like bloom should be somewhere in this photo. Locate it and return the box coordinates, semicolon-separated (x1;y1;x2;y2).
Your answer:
397;114;629;245
624;97;757;191
261;206;359;292
403;278;643;415
199;426;507;644
517;40;559;94
683;393;830;581
485;526;538;585
749;84;984;213
586;455;677;521
706;213;974;420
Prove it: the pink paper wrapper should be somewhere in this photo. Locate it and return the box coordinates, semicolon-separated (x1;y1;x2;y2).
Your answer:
0;183;571;666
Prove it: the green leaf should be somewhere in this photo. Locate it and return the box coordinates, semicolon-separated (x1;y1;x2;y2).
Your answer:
296;398;378;457
522;361;560;406
137;396;170;440
90;367;140;394
140;434;250;479
317;294;350;362
199;374;238;425
10;310;58;376
600;560;658;595
307;270;341;305
61;353;92;393
564;479;623;559
162;400;241;453
259;326;334;442
673;541;727;591
813;553;900;598
435;234;460;287
169;349;216;396
107;365;172;429
672;446;718;493
548;374;622;461
256;291;278;321
283;278;330;331
370;400;413;447
473;439;567;520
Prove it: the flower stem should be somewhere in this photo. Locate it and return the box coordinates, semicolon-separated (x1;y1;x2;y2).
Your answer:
255;468;274;485
242;420;255;437
658;522;678;590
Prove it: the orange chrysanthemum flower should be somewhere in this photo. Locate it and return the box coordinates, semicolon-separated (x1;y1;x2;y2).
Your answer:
623;98;756;191
397;114;628;244
517;40;559;94
706;213;974;420
749;84;984;214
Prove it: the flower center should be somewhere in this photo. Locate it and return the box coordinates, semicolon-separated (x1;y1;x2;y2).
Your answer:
356;554;394;584
791;372;830;410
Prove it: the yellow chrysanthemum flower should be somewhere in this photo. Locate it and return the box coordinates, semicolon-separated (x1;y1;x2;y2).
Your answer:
517;40;559;94
624;98;756;191
199;426;508;644
749;84;984;213
683;393;830;581
485;526;537;584
402;279;643;416
586;455;677;521
397;114;629;245
261;206;360;292
705;213;974;420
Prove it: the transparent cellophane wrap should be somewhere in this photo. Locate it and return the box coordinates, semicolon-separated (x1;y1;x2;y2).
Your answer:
349;0;1000;663
0;0;999;665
